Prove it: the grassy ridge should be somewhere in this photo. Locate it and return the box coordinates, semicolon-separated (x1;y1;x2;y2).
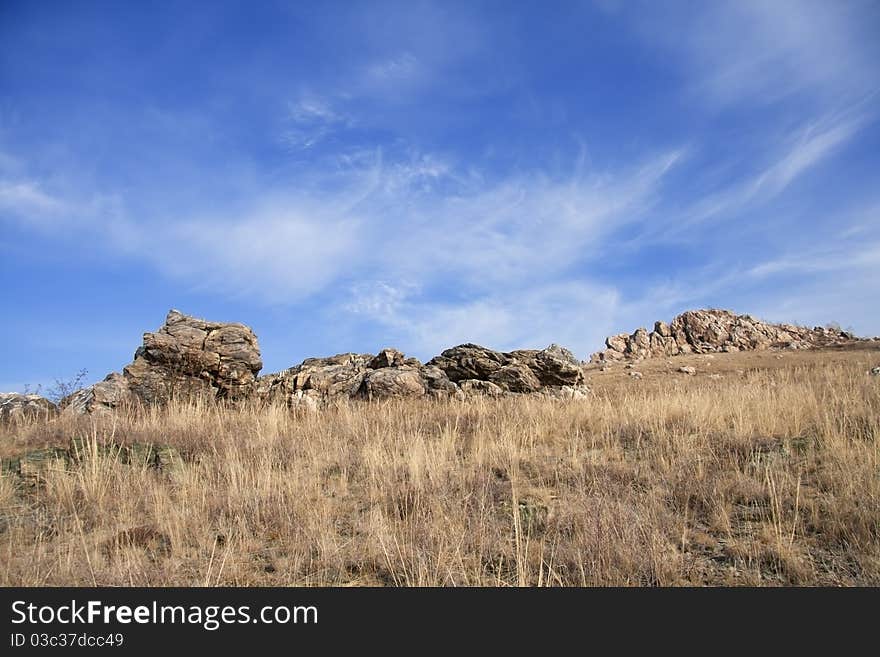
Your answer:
1;349;878;585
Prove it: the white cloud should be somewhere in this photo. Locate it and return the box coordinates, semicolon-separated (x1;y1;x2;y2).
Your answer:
748;241;880;279
153;205;363;302
0;179;66;218
347;279;622;360
746;115;863;198
116;144;679;315
281;96;353;151
287;97;345;124
634;112;865;243
646;0;879;107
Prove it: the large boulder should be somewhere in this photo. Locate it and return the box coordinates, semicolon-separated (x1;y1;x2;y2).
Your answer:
258;349;460;406
132;309;262;400
0;393;56;421
458;379;504;396
420;365;461;397
429;343;585;391
62;372;132;414
533;344;585;386
64;310;263;413
489;363;542;393
359;367;427;399
368;348;406;369
426;344;511;382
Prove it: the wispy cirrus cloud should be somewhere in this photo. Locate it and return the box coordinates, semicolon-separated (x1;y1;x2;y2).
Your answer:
661;112;867;236
3;0;880;381
0;179;66;218
129;144;682;316
627;0;880;107
347;278;622;358
280;95;356;151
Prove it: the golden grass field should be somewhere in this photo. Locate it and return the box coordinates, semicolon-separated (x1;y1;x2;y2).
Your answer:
1;344;878;586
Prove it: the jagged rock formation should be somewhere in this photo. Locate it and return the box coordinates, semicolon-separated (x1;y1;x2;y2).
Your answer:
32;307;871;415
427;343;585;390
0;393;56;421
256;342;588;409
43;307;865;415
255;351;446;409
591;309;860;363
64;310;262;413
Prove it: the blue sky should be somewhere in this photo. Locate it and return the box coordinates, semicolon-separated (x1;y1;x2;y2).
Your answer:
2;0;879;390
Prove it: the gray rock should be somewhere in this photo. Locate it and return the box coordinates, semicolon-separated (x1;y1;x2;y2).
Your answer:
530;344;585;386
64;309;264;413
62;372;132;414
138;309;262;398
0;393;57;421
368;348;407;369
593;309;864;363
459;379;505;396
427;344;510;382
429;342;584;390
359;367;426;400
654;320;671;337
605;334;628;353
543;385;591;400
489;363;542;393
258;348;458;406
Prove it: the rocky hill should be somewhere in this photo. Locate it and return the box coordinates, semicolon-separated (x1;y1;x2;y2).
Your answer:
1;308;869;418
57;310;590;414
590;309;859;364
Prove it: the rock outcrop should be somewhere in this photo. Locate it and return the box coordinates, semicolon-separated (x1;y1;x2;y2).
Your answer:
63;310;263;413
129;309;262;401
0;393;57;421
591;309;860;363
257;342;589;409
256;349;459;408
38;306;869;415
63;372;133;415
427;342;587;394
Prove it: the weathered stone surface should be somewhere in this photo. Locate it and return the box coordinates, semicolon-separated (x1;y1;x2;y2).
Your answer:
541;385;591;400
359;367;426;399
628;328;651;358
64;310;263;413
62;372;132;414
420;365;460;397
49;311;589;415
529;344;585;386
606;334;628;353
122;357;216;405
429;342;585;390
678;366;696;375
258;349;459;407
458;379;504;396
489;363;542;393
427;344;510;382
592;309;864;363
143;309;262;398
368;348;407;369
0;393;56;421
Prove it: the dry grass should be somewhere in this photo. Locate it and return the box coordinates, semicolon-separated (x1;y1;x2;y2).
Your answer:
1;346;878;586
